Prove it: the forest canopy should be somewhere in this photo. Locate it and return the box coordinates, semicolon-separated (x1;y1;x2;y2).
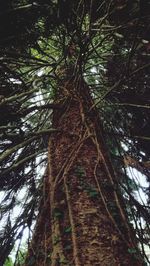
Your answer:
0;0;150;265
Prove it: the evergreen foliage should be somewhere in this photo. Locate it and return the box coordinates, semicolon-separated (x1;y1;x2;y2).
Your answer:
0;0;150;264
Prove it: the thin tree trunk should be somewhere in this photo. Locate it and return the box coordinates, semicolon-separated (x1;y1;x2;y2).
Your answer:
25;77;143;265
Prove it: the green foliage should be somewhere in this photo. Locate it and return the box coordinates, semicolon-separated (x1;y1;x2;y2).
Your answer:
58;257;69;265
0;0;150;264
75;166;86;177
128;248;137;254
64;226;72;234
53;208;63;219
53;235;61;245
4;258;13;266
4;247;27;266
85;187;99;199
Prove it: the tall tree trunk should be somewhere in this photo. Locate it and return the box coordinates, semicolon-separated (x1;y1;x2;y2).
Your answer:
25;76;143;265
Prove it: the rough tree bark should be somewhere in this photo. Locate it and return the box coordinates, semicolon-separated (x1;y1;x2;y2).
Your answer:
25;75;144;266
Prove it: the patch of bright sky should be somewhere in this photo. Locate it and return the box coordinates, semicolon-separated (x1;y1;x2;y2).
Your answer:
9;78;22;84
126;167;149;205
0;153;47;262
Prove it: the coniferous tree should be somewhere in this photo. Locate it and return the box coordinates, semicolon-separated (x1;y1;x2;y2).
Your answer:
0;1;150;265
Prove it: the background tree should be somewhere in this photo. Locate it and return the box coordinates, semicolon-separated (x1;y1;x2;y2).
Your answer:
0;0;150;265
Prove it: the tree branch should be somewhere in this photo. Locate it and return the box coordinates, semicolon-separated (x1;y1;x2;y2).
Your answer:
0;129;59;163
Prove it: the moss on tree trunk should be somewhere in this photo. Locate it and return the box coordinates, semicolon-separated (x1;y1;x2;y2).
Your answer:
25;78;143;266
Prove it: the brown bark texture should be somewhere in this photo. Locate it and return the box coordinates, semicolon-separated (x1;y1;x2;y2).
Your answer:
25;77;144;266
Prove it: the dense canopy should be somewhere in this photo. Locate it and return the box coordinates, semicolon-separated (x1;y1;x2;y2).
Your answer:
0;1;150;265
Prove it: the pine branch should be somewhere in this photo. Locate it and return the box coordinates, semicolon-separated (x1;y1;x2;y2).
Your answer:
0;3;39;16
0;129;59;163
0;88;38;107
1;150;46;175
19;103;62;116
110;103;150;109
